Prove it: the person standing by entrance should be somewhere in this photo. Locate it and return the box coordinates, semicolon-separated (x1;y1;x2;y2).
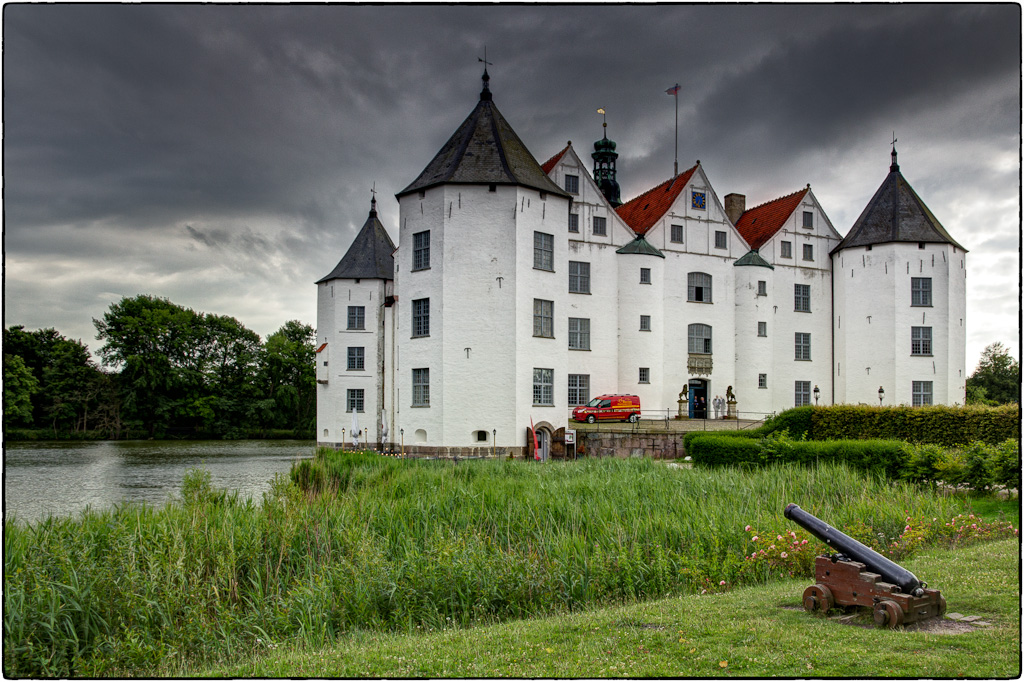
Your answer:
712;395;721;419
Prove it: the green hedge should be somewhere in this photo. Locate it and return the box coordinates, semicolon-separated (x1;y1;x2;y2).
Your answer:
810;404;1019;446
688;430;1020;495
689;434;904;478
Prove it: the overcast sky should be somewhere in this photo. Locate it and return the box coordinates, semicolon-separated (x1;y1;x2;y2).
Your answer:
4;4;1020;372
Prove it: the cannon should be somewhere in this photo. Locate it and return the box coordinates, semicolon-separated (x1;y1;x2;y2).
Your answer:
784;503;945;628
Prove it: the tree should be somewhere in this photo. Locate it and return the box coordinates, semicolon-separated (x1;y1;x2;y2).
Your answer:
3;353;39;427
256;321;316;434
966;342;1020;405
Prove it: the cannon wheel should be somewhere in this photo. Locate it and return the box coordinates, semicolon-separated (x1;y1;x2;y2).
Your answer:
802;584;834;615
873;600;904;628
938;595;947;617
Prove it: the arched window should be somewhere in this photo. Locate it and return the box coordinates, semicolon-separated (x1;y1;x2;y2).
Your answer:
688;324;712;354
687;272;712;302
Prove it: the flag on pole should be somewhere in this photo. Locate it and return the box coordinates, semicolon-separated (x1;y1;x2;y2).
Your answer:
530;417;540;460
666;83;681;96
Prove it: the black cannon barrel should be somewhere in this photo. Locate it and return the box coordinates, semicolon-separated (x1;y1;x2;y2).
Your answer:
784;503;923;596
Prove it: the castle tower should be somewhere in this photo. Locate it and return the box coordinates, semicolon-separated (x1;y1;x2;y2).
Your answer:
315;196;396;447
592;114;622;207
392;68;571;456
831;147;967;406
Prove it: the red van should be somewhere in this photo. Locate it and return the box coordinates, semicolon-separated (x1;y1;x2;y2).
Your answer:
572;394;641;423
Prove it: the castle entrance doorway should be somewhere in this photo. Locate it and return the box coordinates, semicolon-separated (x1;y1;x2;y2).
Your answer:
688;379;708;419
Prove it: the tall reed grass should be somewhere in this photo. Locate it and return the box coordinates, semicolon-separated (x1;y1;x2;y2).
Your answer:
4;452;972;677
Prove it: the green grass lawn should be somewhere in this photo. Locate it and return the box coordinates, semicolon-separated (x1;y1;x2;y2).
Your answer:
206;537;1020;678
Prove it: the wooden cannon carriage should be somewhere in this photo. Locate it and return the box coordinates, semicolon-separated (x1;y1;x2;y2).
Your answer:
784;504;946;628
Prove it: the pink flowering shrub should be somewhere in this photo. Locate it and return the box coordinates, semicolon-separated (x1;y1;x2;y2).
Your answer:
739;513;1019;584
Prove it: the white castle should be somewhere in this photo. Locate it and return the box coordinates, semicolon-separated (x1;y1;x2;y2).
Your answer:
315;71;967;457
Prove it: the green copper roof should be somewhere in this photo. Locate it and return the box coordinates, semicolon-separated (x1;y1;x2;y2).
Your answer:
734;249;774;269
616;235;665;258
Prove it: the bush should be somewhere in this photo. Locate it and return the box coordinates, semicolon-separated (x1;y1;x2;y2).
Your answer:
689;431;904;478
900;439;1020;495
810;404;1019;446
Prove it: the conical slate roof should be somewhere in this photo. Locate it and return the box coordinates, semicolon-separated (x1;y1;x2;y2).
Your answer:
616;235;665;258
317;203;396;283
397;81;568;199
734;249;774;269
833;151;965;253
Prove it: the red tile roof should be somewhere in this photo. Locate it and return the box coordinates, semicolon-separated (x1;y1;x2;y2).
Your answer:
734;188;809;250
540;144;571;175
615;164;698;235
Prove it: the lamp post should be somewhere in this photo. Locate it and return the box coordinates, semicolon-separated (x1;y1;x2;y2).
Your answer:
878;386;885;407
342;428;346;452
813;385;820;405
400;429;404;459
492;429;496;459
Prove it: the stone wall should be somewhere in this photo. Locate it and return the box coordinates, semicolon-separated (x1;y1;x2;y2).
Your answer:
577;430;684;459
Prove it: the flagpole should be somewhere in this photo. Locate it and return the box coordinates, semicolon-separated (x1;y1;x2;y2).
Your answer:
674;92;679;177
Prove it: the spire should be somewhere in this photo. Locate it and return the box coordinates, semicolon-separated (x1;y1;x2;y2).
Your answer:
478;49;493;102
592;107;622;207
369;183;378;216
890;132;899;172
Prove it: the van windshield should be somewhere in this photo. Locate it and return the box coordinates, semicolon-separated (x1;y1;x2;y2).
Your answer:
586;398;603;407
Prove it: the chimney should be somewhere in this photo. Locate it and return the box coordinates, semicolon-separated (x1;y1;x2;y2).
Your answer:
724;193;746;224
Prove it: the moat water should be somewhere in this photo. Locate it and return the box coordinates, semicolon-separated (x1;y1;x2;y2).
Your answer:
4;440;315;524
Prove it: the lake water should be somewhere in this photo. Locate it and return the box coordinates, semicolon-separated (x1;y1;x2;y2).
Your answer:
3;440;315;525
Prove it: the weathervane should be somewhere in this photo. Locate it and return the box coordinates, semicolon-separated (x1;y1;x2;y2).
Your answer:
478;47;493;97
597;107;607;132
370;182;377;212
890;131;899;171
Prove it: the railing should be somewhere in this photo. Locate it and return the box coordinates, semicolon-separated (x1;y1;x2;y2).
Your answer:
567;410;775;432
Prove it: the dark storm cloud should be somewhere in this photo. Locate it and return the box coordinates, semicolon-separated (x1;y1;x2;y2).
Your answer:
3;4;1020;364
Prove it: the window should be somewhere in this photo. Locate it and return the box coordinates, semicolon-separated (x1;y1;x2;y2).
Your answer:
534;232;554;271
568;213;579;233
640;267;651;284
568;261;590;293
671;224;684;243
533;368;554;405
568;317;590;350
757;321;767;337
781;241;792;258
347;346;364;371
640;315;651;331
803;243;814;261
346;389;364;413
412;368;429;406
757;280;767;296
794;381;811;407
688;323;712;354
758;373;768;389
794;284;811;312
687;272;713;302
568;374;590;406
803;211;813;228
413;231;430;270
533;299;553;338
911;277;932;306
347;306;365;330
912;381;933;407
564;174;579;194
476;430;488;442
714;231;727;249
592;216;607;236
911;326;932;355
795;332;811;361
412;298;430;337
639;367;650;384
